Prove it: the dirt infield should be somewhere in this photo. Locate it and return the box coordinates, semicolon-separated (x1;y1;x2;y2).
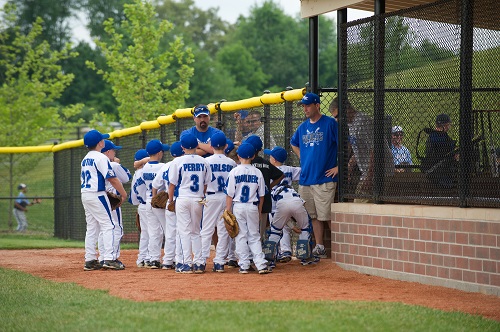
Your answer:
1;248;499;321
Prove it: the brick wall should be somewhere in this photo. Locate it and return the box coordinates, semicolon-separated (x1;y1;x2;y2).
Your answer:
331;203;500;296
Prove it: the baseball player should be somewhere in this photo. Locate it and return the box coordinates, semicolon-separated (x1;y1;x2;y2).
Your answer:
168;133;212;274
81;130;127;271
224;138;239;268
12;183;40;232
263;146;301;263
97;140;131;268
130;148;150;267
151;141;184;270
200;132;237;273
225;143;271;274
180;105;223;158
136;139;170;269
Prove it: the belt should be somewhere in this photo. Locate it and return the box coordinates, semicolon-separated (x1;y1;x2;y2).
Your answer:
206;192;216;195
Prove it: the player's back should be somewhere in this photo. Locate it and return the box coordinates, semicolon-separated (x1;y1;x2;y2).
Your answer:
141;161;165;201
81;150;114;193
169;154;211;198
206;154;237;194
226;164;265;203
277;164;301;186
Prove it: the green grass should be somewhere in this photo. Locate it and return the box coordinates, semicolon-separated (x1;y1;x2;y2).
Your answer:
0;267;497;332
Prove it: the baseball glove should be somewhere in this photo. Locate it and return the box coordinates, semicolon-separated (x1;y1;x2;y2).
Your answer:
135;211;141;232
222;209;239;238
167;200;176;213
151;191;169;209
106;192;121;210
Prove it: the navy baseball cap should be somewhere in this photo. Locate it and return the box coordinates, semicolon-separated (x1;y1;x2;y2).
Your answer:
237;143;256;159
146;139;170;155
225;139;235;154
298;92;320;106
134;149;149;161
84;129;109;148
170;141;184;157
193;105;210;117
101;140;122;153
244;135;263;152
436;113;451;125
264;146;287;163
211;132;227;148
181;133;198;149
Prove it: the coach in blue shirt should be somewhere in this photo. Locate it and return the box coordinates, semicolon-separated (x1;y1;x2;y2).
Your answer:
181;105;223;158
291;93;338;259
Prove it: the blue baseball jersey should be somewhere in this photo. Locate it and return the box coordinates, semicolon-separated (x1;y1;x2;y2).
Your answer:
81;150;116;193
181;126;223;158
206;154;237;193
225;164;265;204
290;114;338;186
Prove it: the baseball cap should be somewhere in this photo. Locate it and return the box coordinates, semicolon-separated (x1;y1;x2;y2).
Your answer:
298;92;320;106
392;126;403;134
244;135;263;152
180;133;198;149
170;141;184;157
146;139;170;155
134;149;149;161
101;140;122;153
193;105;210;117
225;139;235;154
84;129;110;148
436;113;451;125
263;146;287;163
237;143;256;159
236;110;249;119
211;132;227;148
18;183;27;190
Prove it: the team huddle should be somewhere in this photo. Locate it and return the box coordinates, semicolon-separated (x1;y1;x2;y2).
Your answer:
81;96;337;274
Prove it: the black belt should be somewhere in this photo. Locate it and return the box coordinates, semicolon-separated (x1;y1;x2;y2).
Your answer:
206;192;216;195
253;201;259;206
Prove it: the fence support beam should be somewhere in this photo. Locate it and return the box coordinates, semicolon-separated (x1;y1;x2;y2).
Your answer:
309;16;319;94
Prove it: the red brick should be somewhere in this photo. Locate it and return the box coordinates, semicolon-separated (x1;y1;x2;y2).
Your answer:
404;240;415;251
372;215;382;225
373;237;382;247
414;218;426;229
331;222;340;233
443;231;456;243
366;246;377;257
449;220;460;232
393;261;404;272
476;247;489;259
483;260;497;273
469;259;482;271
383;237;393;248
463;246;476;257
456;257;469;269
397;250;408;261
491;273;500;287
345;213;353;223
436;219;450;231
456;233;468;244
402;217;414;228
404;262;415;273
432;254;444;266
469;233;482;245
409;251;419;263
337;213;345;222
409;229;420;240
426;265;438;277
463;270;476;282
449;244;463;256
349;244;358;255
336;253;345;263
425;219;437;230
358;245;368;256
393;239;403;249
345;254;354;264
443;256;455;267
354;255;362;265
332;242;340;252
341;243;349;252
336;233;345;243
345;234;354;244
491;247;500;261
492;223;500;235
415;241;426;252
378;248;388;258
388;227;397;238
415;264;425;275
420;253;432;264
353;214;363;224
363;235;373;246
378;227;388;237
362;214;371;224
432;231;444;242
461;221;475;233
358;224;367;234
425;242;438;253
437;267;450;278
340;223;349;233
476;221;490;233
476;272;490;285
483;234;496;247
353;234;363;244
383;259;392;270
437;243;450;255
397;228;409;239
450;268;462;281
373;258;383;269
349;224;359;234
420;229;432;241
367;225;377;234
362;256;372;267
392;216;403;227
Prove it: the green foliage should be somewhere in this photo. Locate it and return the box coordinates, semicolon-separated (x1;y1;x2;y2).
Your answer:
1;268;498;331
86;0;194;127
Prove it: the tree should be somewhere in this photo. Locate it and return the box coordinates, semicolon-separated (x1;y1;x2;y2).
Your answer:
86;0;194;126
0;4;83;149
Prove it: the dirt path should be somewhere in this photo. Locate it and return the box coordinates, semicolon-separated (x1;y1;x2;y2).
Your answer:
0;248;499;321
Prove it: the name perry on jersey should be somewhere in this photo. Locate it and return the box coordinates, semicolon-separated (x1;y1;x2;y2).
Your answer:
183;163;206;172
235;174;259;184
210;164;233;173
81;158;95;166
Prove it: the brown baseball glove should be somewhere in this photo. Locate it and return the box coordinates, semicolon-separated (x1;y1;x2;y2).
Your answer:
106;192;121;210
222;209;239;238
151;191;169;209
167;200;176;213
135;211;141;232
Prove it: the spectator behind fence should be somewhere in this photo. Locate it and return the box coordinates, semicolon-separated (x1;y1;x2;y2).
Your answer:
332;97;394;203
235;110;276;149
391;126;413;172
422;113;458;188
13;183;41;232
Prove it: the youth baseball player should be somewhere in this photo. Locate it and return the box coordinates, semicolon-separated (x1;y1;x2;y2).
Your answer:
12;184;40;232
81;130;127;271
97;140;131;268
130;148;150;267
225;143;271;274
168;134;212;274
137;139;170;269
200;132;237;272
152;141;184;270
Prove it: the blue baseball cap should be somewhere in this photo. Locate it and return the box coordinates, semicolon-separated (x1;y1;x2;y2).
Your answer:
237;143;256;159
134;149;149;161
101;140;122;153
298;92;320;105
237;110;249;119
146;139;170;155
181;133;198;149
211;132;227;148
193;105;210;117
244;135;263;152
263;146;287;163
84;129;110;148
170;141;184;157
225;139;235;154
